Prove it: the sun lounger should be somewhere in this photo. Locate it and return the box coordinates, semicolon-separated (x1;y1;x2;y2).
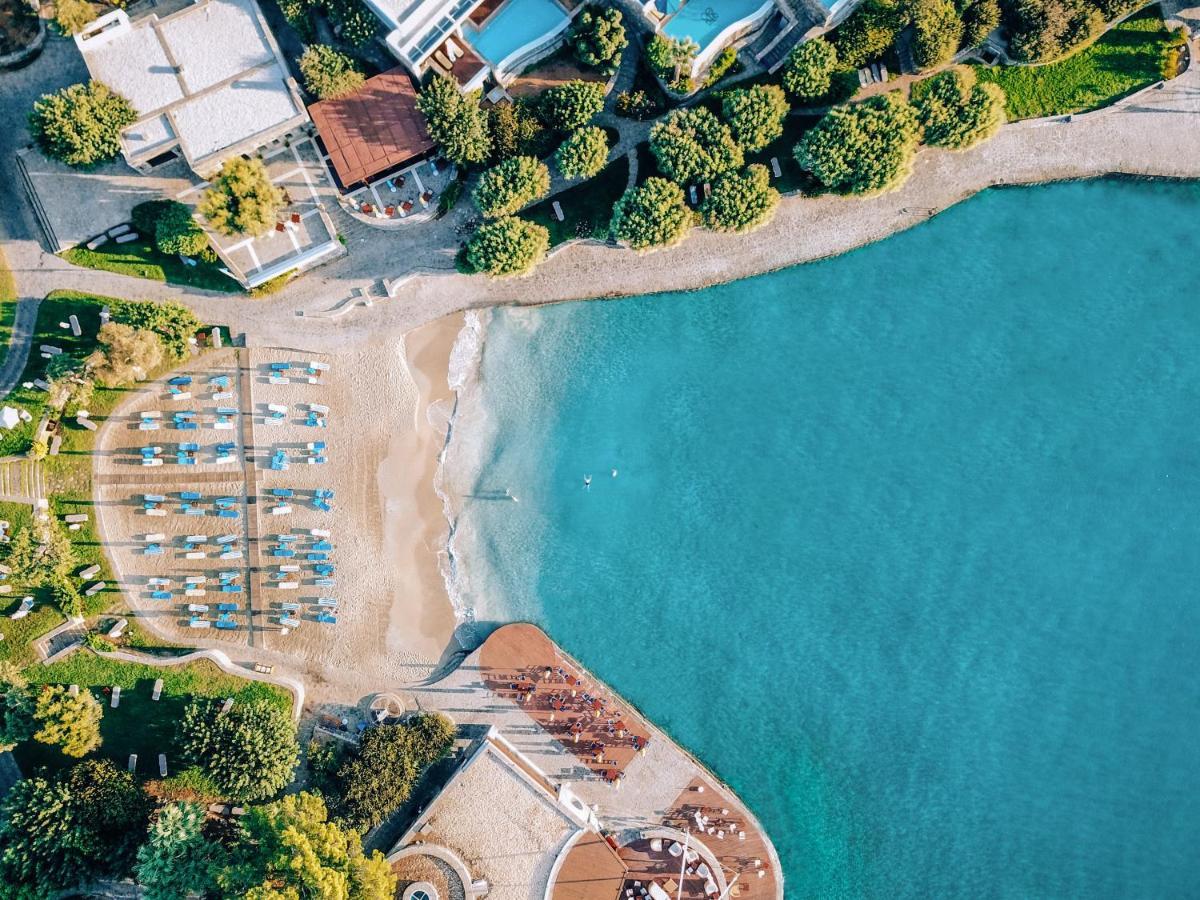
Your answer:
309;361;329;373
277;534;298;543
79;564;101;579
221;584;243;593
187;603;209;613
144;544;164;555
312;540;332;552
280;615;300;628
219;550;243;560
267;403;287;413
309;403;329;414
317;597;337;607
152;678;163;701
111;686;120;708
272;548;295;558
217;603;239;612
148;577;170;586
213;391;235;401
306;552;328;561
216;534;239;544
277;564;300;573
314;499;331;512
209;375;230;388
215;454;235;464
145;507;167;516
169;376;193;386
10;597;33;619
314;564;334;576
142;458;164;467
281;601;301;611
317;612;337;624
84;581;106;597
314;578;335;587
276;581;299;590
188;617;210;629
271;488;293;498
150;590;172;600
138;421;160;431
145;494;166;503
180;491;202;501
270;504;292;515
304;412;326;427
310;528;330;538
184;508;205;516
185;551;205;560
215;497;237;508
270;362;290;372
185;588;205;597
217;510;239;519
218;569;240;579
168;391;192;401
215;617;237;630
268;375;287;385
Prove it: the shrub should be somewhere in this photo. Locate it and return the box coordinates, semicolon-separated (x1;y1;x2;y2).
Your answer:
962;0;1001;47
571;5;627;73
131;199;176;236
794;91;920;194
555;126;610;180
472;155;550;218
488;100;547;161
33;684;102;757
298;45;365;99
722;84;790;153
915;66;1006;148
333;714;455;830
700;164;780;233
465;217;550;277
135;801;220;900
1006;0;1104;63
29;81;137;168
704;47;739;86
614;89;660;120
610;177;691;251
646;34;698;86
84;633;117;652
539;80;606;131
417;74;492;166
154;201;208;257
110;299;201;360
782;36;839;102
86;322;164;387
199;157;284;237
178;698;299;802
55;0;96;34
1160;45;1181;80
649;106;743;185
831;0;903;68
911;0;963;69
324;0;378;47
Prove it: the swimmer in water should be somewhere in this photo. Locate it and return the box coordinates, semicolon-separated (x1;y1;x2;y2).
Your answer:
611;468;618;478
584;475;592;490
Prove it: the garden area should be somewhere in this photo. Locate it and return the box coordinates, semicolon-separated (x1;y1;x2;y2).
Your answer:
526;152;630;246
974;6;1182;119
61;238;240;294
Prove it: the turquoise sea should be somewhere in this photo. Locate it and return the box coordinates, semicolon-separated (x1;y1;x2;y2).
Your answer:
442;179;1200;898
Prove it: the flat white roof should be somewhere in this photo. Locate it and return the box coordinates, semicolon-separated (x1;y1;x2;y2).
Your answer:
80;20;185;115
122;113;177;158
170;62;299;160
159;0;276;93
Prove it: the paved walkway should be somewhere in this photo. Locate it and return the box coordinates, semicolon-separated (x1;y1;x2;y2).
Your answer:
0;298;40;397
0;456;43;504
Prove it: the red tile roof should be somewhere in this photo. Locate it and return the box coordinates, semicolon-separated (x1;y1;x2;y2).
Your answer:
308;67;436;188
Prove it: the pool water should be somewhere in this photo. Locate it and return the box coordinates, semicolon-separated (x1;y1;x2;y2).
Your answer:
466;0;569;67
444;178;1200;898
661;0;773;52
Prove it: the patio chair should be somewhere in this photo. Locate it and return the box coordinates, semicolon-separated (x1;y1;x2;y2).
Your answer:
275;222;286;233
385;206;396;218
420;190;434;206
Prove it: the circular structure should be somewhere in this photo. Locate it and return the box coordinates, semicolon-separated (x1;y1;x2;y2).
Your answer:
369;691;406;724
402;883;438;900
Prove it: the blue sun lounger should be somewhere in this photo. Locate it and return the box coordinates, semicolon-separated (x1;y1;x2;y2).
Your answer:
169;376;193;386
303;411;326;427
180;491;202;501
221;584;243;593
280;615;300;628
272;548;295;558
315;489;334;499
314;499;331;512
215;497;237;509
270;362;290;372
217;509;239;519
313;564;334;576
317;612;337;624
311;541;332;552
142;501;160;510
216;534;239;545
144;493;166;502
144;544;163;555
180;443;199;452
216;442;236;453
150;590;171;600
217;602;239;612
271;488;293;498
215;616;237;630
306;552;328;561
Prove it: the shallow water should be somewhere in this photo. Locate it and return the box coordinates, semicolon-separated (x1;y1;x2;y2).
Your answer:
444;178;1200;898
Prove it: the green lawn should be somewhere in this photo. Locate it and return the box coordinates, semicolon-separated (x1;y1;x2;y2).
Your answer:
61;239;241;294
975;7;1172;120
14;655;291;778
745;114;823;195
527;153;631;246
0;247;17;369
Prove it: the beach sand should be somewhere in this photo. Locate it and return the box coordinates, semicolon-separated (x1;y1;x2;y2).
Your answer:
378;312;464;672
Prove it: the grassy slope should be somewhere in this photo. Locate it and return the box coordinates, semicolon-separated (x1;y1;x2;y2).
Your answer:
0;247;16;369
61;239;241;294
975;8;1171;120
16;655;290;777
526;153;631;246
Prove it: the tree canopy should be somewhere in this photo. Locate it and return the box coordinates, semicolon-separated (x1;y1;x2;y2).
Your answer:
722;84;790;153
0;666;33;754
333;714;455;831
911;0;963;69
199;157;284;237
962;0;1001;47
135;801;221;900
571;5;627;74
29;81;136;168
465;217;549;278
417;74;491;165
782;36;839;103
610;177;692;252
217;792;396;900
1006;0;1105;62
645;34;698;89
109;299;202;361
0;760;151;895
472;155;551;218
555;126;610;180
793;92;920;194
830;0;903;69
87;322;164;388
914;67;1006;149
649;107;743;185
488;100;548;162
700;164;780;233
153;201;208;257
298;45;365;100
32;684;102;757
178;698;299;802
538;80;607;131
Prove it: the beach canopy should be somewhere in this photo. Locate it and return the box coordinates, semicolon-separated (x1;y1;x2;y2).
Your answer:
0;407;19;430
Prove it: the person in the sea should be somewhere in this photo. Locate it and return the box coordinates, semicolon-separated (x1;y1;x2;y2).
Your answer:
584;475;591;489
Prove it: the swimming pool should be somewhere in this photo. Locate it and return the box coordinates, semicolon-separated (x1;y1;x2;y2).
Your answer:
660;0;774;56
467;0;570;70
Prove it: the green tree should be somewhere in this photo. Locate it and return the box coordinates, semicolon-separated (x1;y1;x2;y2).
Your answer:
782;36;839;102
0;761;150;894
700;164;780;233
722;84;789;153
298;45;365;99
48;572;83;620
0;666;33;753
33;684;102;757
650;106;743;185
538;80;606;131
4;518;76;592
110;299;202;361
86;322;164;388
794;91;920;194
488;100;547;161
334;714;455;831
962;0;1001;47
571;5;627;73
135;801;221;900
1007;0;1102;62
153;201;208;257
178;698;299;802
645;34;698;87
610;177;692;251
555;126;610;180
416;74;491;166
465;217;549;278
831;0;903;68
54;0;96;34
199;157;284;237
29;81;136;168
217;792;396;899
472;155;550;218
914;66;1006;148
911;0;963;69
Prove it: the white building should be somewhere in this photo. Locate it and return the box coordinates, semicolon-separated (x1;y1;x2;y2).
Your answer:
74;0;309;177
